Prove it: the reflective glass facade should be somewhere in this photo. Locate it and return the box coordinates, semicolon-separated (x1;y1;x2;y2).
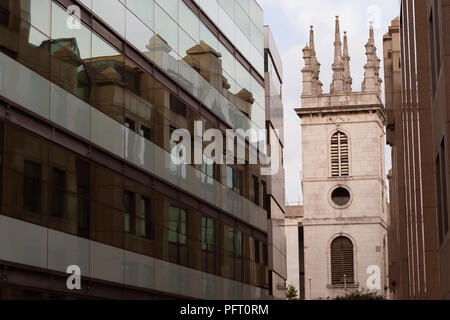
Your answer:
0;0;270;299
79;0;266;131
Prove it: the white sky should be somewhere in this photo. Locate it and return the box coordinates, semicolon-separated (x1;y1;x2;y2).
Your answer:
258;0;399;203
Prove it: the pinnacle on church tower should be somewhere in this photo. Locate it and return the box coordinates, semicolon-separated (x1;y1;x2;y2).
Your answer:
301;42;314;96
362;22;382;94
330;16;345;94
343;31;352;93
302;25;322;97
309;25;323;95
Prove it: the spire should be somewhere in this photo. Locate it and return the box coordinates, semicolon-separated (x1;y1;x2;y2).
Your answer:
343;31;352;93
330;16;345;94
362;22;382;94
308;25;322;95
334;16;342;64
301;43;315;97
310;25;315;51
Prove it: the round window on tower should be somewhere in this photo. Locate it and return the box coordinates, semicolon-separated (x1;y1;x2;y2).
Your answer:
331;187;351;207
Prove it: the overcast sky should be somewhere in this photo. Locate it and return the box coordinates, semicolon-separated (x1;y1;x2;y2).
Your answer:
258;0;400;203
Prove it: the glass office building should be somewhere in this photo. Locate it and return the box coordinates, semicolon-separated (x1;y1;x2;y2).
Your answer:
0;0;272;299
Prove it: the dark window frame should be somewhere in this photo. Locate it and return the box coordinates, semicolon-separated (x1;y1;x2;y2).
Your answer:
124;190;136;235
23;159;42;214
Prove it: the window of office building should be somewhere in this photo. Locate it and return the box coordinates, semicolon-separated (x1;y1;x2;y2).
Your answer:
202;216;216;273
124;191;136;235
254;239;261;264
51;168;67;219
124;118;136;131
23;160;42;214
140;125;152;140
226;166;243;195
261;180;268;210
76;159;90;237
169;206;187;244
168;205;189;266
201;155;214;184
141;196;154;240
253;175;260;206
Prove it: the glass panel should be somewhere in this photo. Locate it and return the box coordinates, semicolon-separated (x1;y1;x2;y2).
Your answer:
126;0;154;29
154;4;178;53
125;8;155;59
92;0;126;37
155;0;178;20
179;1;199;42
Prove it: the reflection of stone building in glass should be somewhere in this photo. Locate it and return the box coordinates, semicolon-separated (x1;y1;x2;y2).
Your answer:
0;0;285;300
297;17;388;299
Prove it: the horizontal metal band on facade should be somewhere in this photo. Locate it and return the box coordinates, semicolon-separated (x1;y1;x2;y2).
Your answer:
0;261;190;300
0;51;267;235
0;215;269;300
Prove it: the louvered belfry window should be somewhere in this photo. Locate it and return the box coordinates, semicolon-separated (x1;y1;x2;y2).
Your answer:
331;236;354;285
331;131;349;177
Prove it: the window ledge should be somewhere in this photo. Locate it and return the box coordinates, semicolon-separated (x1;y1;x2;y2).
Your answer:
327;283;359;289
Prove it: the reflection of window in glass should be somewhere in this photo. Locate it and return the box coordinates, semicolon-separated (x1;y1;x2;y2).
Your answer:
201;155;214;184
140;125;152;140
225;226;235;253
226;166;243;195
262;242;268;266
76;158;90;237
262;180;268;210
234;231;242;257
52;168;67;219
226;226;243;257
168;206;187;245
170;94;187;118
124;191;136;234
0;1;10;27
201;216;215;252
253;175;259;205
124;118;135;131
141;196;153;240
23;160;42;214
254;239;261;264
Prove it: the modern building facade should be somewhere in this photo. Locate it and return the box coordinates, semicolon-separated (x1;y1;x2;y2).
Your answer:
0;0;284;300
264;25;287;299
297;17;388;299
384;0;450;300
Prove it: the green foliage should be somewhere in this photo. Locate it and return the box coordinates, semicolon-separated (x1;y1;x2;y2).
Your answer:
286;284;299;300
334;289;385;300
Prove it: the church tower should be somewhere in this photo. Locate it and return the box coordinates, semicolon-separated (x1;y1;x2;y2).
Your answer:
296;17;388;299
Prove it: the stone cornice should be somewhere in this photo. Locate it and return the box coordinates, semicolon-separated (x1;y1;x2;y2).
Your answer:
295;104;386;123
302;216;388;229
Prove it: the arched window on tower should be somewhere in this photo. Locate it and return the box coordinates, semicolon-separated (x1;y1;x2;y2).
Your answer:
331;236;354;285
331;131;349;177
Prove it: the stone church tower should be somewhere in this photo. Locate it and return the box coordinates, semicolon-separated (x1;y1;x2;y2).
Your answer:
296;17;388;299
